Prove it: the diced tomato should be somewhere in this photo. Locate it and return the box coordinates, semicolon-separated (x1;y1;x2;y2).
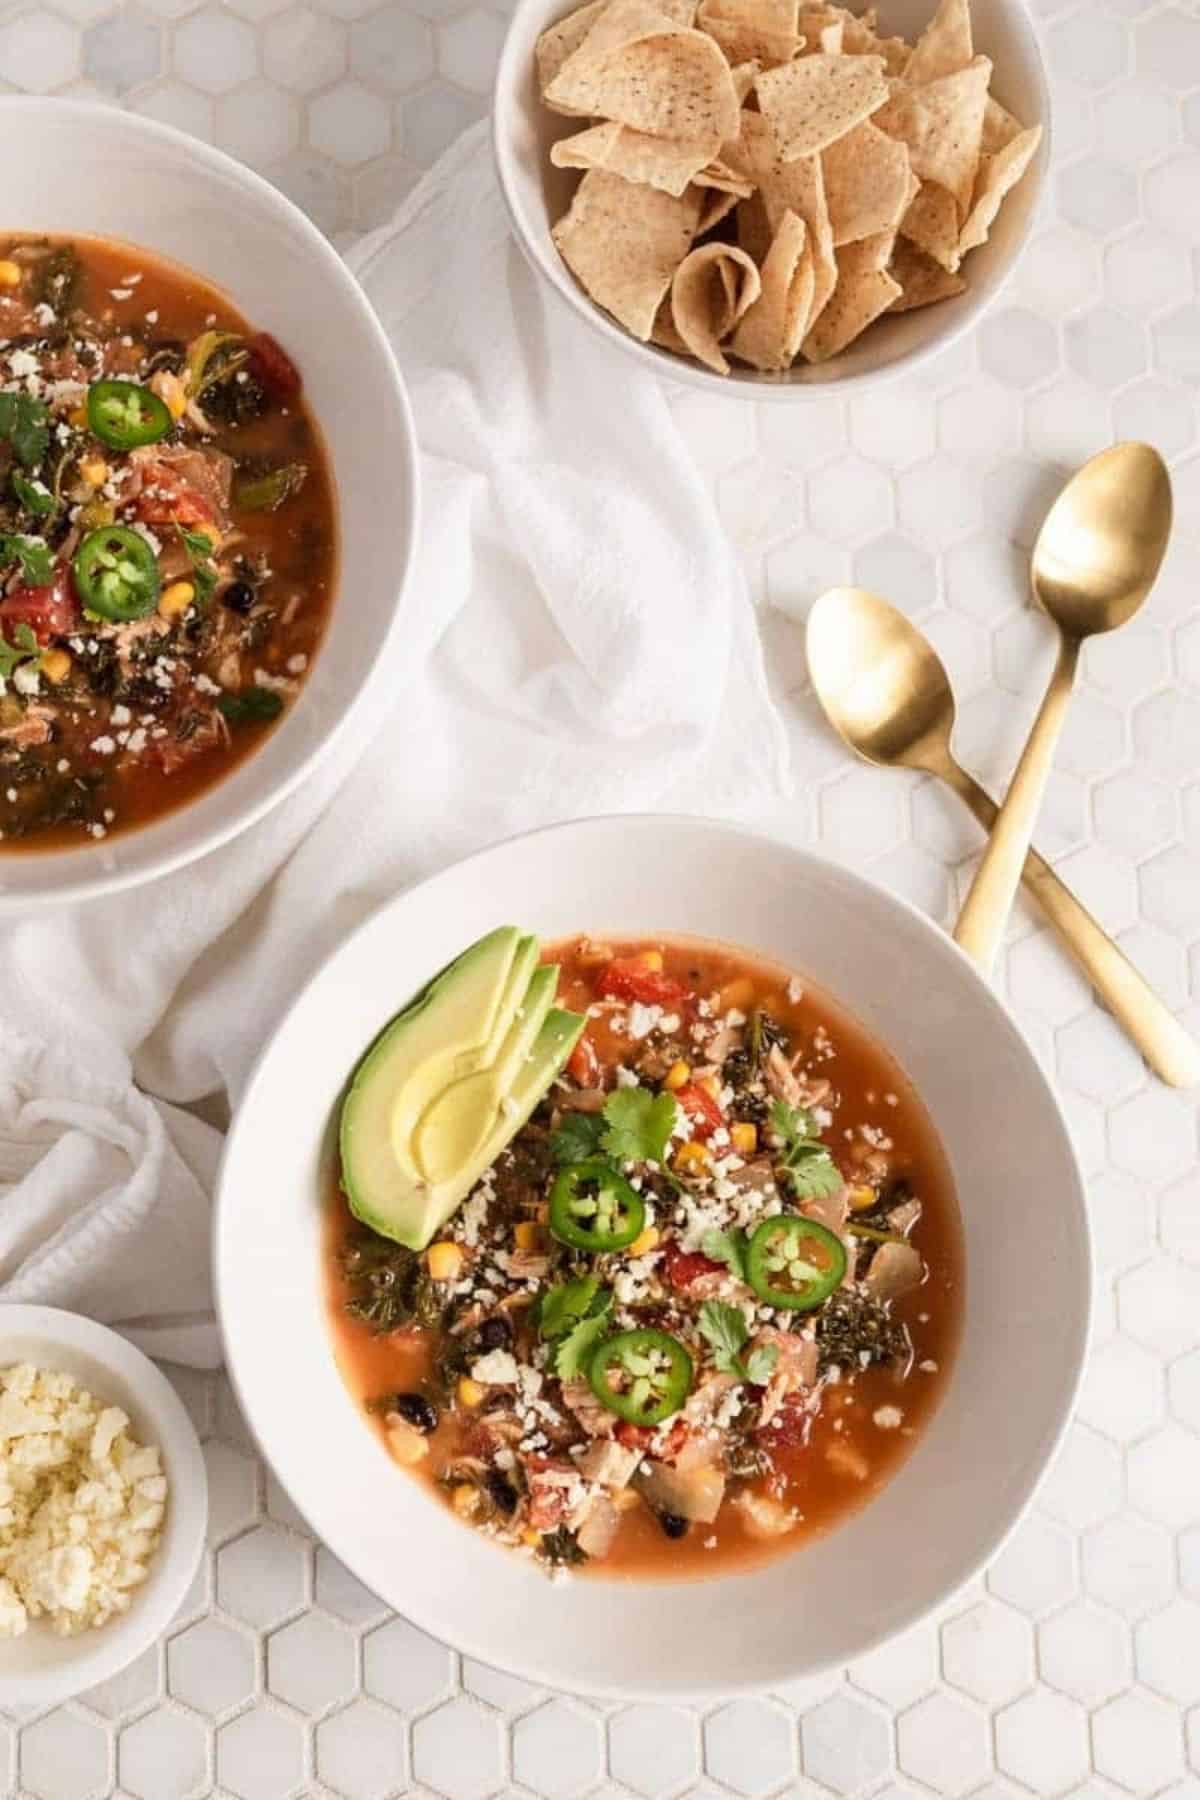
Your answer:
247;331;301;403
566;1033;600;1087
675;1082;723;1139
0;565;80;644
130;466;214;529
759;1397;812;1454
595;957;690;1009
661;1241;725;1292
615;1418;689;1460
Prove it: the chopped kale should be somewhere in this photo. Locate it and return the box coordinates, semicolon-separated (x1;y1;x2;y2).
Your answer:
539;1527;587;1568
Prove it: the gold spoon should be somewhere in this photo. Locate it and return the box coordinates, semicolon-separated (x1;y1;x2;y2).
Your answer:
953;442;1174;978
807;583;1200;1089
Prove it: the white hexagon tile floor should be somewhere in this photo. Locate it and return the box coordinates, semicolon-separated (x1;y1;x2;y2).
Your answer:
1;0;1199;1794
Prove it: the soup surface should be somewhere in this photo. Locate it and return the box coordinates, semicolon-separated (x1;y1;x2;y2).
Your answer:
0;234;336;846
326;935;963;1580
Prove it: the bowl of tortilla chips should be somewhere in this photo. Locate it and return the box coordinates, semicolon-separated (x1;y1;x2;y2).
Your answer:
494;0;1048;390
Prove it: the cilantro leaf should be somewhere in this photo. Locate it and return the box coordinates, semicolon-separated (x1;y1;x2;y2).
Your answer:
769;1098;842;1200
600;1086;679;1167
549;1111;606;1166
0;392;50;469
697;1299;778;1387
744;1344;780;1386
10;471;55;519
0;534;52;587
555;1301;612;1381
176;524;217;606
537;1275;602;1340
701;1227;749;1282
0;622;41;682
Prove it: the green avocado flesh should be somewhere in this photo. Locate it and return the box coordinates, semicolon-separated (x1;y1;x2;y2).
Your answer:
340;926;586;1250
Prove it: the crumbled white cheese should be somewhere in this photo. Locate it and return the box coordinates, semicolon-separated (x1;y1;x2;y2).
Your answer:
0;1363;167;1638
873;1405;903;1430
470;1350;519;1386
627;1003;662;1041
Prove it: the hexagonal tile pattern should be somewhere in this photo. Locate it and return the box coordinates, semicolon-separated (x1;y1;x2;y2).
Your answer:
8;7;1200;1795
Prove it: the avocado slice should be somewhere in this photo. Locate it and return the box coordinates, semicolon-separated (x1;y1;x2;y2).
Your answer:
340;931;586;1250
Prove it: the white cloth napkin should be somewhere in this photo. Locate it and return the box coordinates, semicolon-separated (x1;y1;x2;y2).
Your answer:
0;121;789;1367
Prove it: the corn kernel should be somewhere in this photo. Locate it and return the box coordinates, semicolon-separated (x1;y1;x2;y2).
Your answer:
151;369;188;420
848;1185;877;1212
427;1241;464;1282
514;1221;544;1252
637;949;664;972
158;580;195;619
384;1417;429;1467
451;1483;478;1517
698;1074;721;1100
521;1528;542;1548
69;404;89;429
79;457;108;488
731;1122;758;1156
0;260;21;290
457;1377;485;1409
39;649;71;684
627;1225;660;1257
664;1060;691;1091
674;1140;711;1176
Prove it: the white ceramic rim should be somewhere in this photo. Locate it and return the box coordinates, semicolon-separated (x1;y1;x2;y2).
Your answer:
492;0;1053;400
216;812;1092;1698
0;98;420;908
0;1305;208;1708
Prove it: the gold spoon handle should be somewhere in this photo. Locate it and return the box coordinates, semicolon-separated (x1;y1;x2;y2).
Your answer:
943;760;1200;1089
953;637;1081;975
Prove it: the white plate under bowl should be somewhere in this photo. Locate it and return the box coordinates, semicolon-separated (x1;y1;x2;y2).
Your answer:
0;99;418;907
216;815;1091;1697
0;1306;207;1709
494;0;1051;396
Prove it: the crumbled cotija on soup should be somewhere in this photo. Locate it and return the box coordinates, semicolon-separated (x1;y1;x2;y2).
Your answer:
326;936;962;1580
0;235;336;846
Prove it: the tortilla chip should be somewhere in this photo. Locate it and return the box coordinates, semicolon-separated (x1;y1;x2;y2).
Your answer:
798;6;843;52
903;0;972;86
670;241;762;371
889;236;966;310
959;123;1042;252
802;235;900;359
545;0;740;139
551;119;723;195
731;209;815;368
981;93;1023;154
724;110;837;320
552;169;702;340
899;178;960;270
651;293;690;350
730;58;761;101
822;118;911;245
698;0;803;68
693;158;756;195
872;56;991;215
849;226;896;271
536;0;608;91
838;8;908;72
756;53;889;160
698;187;741;233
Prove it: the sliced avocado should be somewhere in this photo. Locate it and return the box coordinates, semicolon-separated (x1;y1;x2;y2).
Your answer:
413;963;558;1184
340;930;586;1250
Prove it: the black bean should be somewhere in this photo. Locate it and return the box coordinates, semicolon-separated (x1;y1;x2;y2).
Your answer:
485;1471;518;1515
659;1512;689;1539
391;1392;438;1434
222;580;256;615
477;1315;513;1353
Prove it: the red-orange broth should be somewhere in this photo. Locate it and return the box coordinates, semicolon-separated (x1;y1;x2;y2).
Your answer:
325;936;963;1579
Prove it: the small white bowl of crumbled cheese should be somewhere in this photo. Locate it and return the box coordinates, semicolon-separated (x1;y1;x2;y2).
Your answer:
0;1307;207;1707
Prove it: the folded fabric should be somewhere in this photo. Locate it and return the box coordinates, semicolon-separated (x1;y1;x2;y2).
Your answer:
0;121;789;1366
